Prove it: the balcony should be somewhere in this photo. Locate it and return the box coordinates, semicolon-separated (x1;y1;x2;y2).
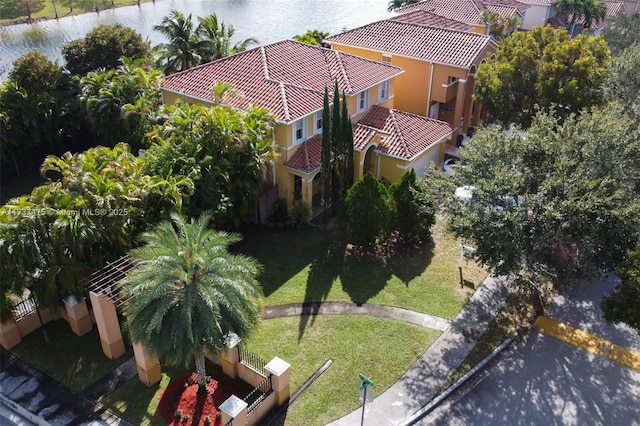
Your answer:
431;80;458;104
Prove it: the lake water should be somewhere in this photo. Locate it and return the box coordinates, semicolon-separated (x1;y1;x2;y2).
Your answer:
0;0;392;80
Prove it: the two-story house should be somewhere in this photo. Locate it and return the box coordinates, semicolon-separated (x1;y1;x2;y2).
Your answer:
162;40;445;214
326;13;496;143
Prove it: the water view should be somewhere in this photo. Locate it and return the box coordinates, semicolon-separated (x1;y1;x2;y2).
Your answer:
0;0;392;79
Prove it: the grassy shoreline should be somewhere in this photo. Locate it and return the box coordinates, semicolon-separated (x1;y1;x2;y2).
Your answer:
0;0;155;26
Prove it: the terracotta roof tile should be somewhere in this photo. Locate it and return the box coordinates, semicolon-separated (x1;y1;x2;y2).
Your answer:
162;40;402;123
391;10;473;31
285;134;323;173
519;0;555;4
326;20;493;68
396;0;528;24
354;105;453;160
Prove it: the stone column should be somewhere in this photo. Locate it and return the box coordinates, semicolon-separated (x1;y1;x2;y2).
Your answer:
220;334;241;379
89;291;125;359
132;342;161;386
219;395;248;426
63;296;93;336
265;357;291;406
0;318;21;350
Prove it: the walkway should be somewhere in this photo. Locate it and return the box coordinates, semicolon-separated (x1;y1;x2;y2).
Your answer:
0;275;509;426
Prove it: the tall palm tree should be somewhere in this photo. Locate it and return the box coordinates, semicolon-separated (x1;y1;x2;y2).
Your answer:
153;10;205;74
197;14;257;62
121;212;263;394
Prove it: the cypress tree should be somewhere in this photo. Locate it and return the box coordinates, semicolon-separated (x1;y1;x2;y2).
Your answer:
341;90;354;193
321;86;332;220
331;81;342;213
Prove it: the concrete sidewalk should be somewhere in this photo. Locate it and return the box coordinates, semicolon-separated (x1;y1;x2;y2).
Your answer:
0;349;135;426
328;275;510;426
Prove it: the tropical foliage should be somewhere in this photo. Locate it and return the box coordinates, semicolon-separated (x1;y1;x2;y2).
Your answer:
62;25;151;76
605;45;640;121
293;30;329;46
153;10;257;75
556;0;607;34
474;26;610;127
122;212;263;393
142;102;273;226
603;13;640;57
0;143;192;309
480;9;520;39
440;107;640;294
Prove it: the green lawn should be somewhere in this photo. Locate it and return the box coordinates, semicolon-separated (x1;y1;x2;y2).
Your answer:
246;316;440;426
236;218;485;319
9;319;132;392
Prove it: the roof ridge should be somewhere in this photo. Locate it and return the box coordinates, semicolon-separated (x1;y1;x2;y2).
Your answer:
388;109;410;159
260;46;270;80
333;50;353;94
279;82;291;121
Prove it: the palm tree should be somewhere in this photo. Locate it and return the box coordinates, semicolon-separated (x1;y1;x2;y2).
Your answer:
153;10;205;74
197;14;257;62
121;212;263;394
556;0;585;34
581;0;607;30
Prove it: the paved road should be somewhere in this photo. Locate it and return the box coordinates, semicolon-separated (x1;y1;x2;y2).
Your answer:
424;274;640;426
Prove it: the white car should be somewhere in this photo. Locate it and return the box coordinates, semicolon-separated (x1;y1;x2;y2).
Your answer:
443;159;457;177
454;185;475;201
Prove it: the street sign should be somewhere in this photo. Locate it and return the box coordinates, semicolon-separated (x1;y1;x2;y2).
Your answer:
358;374;374;425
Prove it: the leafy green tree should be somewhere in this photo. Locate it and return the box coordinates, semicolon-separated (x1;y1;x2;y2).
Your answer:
341;90;354;192
604;14;640;57
442;107;640;295
338;173;394;248
122;212;263;394
390;170;436;241
143;102;272;227
293;30;329;46
331;82;342;212
9;51;63;93
62;25;151;76
605;45;640;120
602;243;640;332
474;26;610;127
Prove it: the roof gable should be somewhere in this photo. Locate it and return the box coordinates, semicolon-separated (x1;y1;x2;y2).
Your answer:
326;20;493;68
162;40;402;122
391;10;473;31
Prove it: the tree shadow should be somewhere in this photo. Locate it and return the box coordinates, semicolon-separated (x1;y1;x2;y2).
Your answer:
298;241;342;342
233;224;334;298
387;237;435;286
338;245;393;306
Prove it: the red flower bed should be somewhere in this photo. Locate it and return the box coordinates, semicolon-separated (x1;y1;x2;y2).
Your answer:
159;374;235;425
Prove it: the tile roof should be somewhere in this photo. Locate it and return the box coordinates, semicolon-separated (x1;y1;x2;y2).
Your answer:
354;106;453;160
285;134;323;173
284;106;453;173
391;10;473;31
396;0;529;24
162;40;402;123
518;0;555;4
326;20;494;69
557;1;624;29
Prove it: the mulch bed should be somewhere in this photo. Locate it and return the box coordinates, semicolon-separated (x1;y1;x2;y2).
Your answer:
158;373;238;426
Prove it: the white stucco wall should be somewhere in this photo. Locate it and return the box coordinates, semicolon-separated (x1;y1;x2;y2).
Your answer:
521;4;553;31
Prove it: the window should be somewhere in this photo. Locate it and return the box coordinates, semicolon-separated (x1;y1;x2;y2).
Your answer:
378;81;389;102
381;53;392;64
358;89;369;112
448;76;458;85
314;111;323;134
293;118;307;144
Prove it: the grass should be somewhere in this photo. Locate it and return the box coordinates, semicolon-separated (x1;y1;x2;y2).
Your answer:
236;218;486;320
101;317;437;426
438;289;539;392
0;0;153;25
9;319;132;392
246;316;440;426
1;174;45;204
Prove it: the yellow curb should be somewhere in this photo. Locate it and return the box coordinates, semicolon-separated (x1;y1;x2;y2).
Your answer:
534;316;640;373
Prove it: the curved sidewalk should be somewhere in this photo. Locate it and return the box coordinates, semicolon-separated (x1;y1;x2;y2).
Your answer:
314;275;510;426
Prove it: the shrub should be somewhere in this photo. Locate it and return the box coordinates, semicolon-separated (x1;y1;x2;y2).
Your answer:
338;173;394;248
290;203;311;227
389;170;436;241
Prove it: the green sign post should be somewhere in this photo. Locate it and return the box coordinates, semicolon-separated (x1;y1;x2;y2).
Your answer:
358;373;374;426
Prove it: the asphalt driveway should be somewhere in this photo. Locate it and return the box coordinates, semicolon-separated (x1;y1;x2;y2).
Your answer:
424;274;640;426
